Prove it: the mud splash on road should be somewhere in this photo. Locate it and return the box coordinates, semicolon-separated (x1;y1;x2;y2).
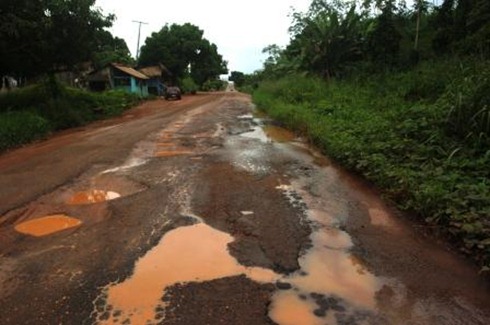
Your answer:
67;190;121;205
14;215;82;237
154;150;193;157
93;221;278;324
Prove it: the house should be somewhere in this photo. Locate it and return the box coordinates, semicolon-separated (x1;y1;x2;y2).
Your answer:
55;61;94;88
88;63;149;97
138;64;172;96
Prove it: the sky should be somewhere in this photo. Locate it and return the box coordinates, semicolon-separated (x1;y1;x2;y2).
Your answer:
95;0;312;74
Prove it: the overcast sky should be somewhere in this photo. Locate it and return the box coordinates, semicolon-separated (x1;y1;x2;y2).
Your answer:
95;0;312;74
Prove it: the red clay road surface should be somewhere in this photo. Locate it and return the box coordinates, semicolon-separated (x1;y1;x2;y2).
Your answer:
1;91;489;325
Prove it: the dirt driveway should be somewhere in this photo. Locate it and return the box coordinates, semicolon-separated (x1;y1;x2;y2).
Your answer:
0;92;489;325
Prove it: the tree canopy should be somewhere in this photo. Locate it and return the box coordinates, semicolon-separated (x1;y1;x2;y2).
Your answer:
247;0;490;81
0;0;114;77
229;71;246;88
92;30;134;69
138;23;228;86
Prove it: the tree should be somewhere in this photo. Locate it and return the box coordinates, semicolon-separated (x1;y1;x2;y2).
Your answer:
92;30;134;69
229;71;246;88
190;40;228;86
138;23;227;86
366;0;402;65
432;0;455;54
465;0;490;57
431;0;490;57
0;0;113;77
287;0;364;79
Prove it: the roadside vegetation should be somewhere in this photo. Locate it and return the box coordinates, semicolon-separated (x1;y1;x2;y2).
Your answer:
0;81;140;152
238;0;490;271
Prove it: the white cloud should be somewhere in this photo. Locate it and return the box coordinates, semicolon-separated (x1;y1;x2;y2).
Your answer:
95;0;312;73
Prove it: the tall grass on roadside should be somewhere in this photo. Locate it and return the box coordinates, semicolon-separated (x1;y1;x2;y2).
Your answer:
440;62;490;149
253;58;490;271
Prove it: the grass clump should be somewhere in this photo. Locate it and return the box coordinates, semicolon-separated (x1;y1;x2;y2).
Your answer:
253;58;490;271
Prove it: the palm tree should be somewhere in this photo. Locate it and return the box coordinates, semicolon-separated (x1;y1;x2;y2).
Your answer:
291;3;364;79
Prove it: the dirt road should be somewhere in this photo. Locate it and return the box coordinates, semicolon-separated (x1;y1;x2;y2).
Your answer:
1;92;489;325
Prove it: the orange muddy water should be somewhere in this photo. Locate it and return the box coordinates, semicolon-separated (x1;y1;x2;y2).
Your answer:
264;125;296;143
269;208;380;325
94;222;278;324
14;215;82;237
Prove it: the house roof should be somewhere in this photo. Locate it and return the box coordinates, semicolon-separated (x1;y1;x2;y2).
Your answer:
139;64;172;78
112;63;149;80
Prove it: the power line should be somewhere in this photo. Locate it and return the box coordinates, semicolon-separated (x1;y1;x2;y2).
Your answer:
132;20;148;61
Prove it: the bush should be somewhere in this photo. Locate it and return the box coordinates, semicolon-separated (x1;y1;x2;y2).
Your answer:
201;79;226;91
181;77;198;94
0;84;51;113
0;111;50;151
0;82;141;152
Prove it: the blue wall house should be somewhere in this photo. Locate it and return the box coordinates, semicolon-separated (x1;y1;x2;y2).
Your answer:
88;63;149;97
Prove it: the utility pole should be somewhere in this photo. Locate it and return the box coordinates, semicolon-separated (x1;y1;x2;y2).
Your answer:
133;20;148;61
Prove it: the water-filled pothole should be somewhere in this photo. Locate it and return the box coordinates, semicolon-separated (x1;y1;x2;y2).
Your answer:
67;190;121;205
93;221;278;324
269;186;383;325
15;215;82;237
264;125;296;143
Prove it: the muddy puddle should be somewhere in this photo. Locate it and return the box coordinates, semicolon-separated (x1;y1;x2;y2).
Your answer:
67;190;121;205
270;185;383;325
238;114;296;144
15;215;82;237
224;116;287;175
93;221;278;324
264;125;296;143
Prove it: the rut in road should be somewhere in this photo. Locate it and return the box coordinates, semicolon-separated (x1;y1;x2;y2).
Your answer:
0;92;489;325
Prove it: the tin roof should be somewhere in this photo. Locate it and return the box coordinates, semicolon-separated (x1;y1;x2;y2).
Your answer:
139;64;172;78
112;63;149;80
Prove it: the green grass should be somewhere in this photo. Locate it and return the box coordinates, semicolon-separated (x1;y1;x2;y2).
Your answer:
0;83;141;152
253;58;490;271
0;111;50;150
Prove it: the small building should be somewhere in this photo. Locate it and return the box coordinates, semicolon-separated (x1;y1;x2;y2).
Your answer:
138;64;172;96
88;63;149;97
55;61;94;88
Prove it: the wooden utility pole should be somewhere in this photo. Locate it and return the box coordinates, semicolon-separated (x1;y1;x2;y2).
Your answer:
414;0;421;51
133;20;148;61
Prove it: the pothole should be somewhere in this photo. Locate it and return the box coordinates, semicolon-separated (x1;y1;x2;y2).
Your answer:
15;215;82;237
264;125;296;143
67;190;121;205
92;221;278;324
269;186;384;325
